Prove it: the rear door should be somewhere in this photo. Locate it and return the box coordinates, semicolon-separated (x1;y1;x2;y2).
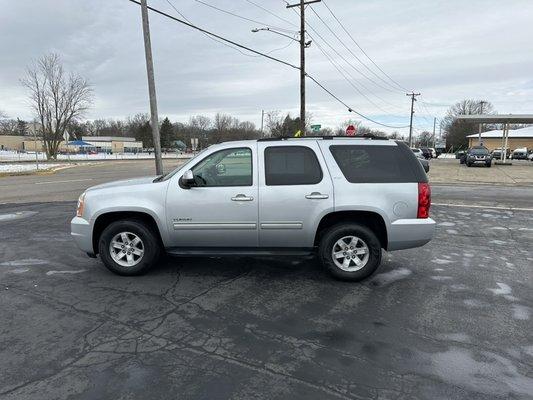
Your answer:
257;141;334;248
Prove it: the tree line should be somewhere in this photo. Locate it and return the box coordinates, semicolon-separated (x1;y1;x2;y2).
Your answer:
6;52;527;158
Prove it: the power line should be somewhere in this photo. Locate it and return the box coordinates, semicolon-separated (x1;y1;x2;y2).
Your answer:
307;26;407;113
135;0;299;68
243;0;298;28
193;0;295;33
167;0;294;57
321;0;409;92
285;6;407;112
308;5;403;94
307;75;409;128
265;37;297;54
310;35;404;116
164;0;260;58
127;0;408;129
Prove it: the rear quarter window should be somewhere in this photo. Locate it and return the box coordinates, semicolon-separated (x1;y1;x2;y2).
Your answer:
329;144;426;183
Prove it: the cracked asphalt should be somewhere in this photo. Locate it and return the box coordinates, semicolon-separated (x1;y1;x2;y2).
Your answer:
0;180;532;399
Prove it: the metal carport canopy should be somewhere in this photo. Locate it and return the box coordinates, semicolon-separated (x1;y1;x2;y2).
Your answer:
456;114;533;123
456;114;533;164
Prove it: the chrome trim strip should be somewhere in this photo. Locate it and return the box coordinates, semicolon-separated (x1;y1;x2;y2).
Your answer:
173;222;257;230
260;222;303;230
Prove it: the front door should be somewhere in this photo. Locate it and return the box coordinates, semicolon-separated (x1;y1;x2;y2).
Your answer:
257;142;334;248
166;145;258;247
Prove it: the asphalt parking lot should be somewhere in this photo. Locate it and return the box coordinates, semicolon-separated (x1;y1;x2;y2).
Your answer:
1;162;532;399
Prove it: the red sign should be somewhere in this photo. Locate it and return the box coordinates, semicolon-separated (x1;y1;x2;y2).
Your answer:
346;124;357;136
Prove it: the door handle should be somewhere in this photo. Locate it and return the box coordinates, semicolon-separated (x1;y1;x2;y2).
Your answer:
305;192;329;200
231;194;254;202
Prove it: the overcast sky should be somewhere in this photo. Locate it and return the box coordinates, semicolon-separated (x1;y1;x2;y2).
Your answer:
1;0;532;135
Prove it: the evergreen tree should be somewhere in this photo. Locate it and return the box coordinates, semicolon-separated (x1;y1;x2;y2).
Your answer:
160;117;174;149
16;118;29;136
135;121;153;148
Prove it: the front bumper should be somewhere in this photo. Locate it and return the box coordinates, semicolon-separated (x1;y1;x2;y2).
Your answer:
387;218;436;251
71;216;93;254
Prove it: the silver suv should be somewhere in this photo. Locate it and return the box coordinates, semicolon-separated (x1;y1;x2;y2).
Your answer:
71;137;435;281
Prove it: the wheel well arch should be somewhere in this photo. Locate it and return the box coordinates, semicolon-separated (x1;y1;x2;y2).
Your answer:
314;211;388;250
92;211;163;255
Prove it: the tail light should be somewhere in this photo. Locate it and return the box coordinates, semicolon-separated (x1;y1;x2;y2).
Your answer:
417;182;431;218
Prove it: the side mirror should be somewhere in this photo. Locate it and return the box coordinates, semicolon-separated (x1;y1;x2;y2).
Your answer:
180;170;195;188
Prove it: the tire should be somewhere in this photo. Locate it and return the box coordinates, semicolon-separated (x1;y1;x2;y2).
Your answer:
486;162;491;167
466;162;471;167
318;223;382;281
98;219;161;276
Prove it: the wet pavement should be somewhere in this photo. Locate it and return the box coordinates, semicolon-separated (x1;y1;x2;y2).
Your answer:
0;199;532;399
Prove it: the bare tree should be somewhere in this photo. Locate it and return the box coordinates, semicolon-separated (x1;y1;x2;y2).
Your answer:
442;99;495;149
21;53;93;158
0;118;18;135
189;115;211;131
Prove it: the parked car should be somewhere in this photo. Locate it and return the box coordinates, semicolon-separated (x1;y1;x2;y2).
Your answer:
455;150;467;162
491;148;511;160
419;147;432;159
529;152;533;161
72;137;435;282
511;147;528;160
429;148;437;158
411;148;430;172
465;146;492;167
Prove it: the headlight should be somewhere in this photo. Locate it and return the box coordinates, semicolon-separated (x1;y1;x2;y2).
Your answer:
76;192;86;217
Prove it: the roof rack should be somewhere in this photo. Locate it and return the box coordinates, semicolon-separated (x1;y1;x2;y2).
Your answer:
257;134;388;142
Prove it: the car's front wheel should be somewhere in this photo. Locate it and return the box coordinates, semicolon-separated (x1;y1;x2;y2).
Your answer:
318;223;382;281
98;219;161;276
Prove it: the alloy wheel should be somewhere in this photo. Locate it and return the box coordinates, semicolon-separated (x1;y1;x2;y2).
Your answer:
331;235;369;272
109;232;144;267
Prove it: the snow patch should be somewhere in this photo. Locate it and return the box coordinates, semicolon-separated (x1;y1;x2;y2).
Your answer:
512;305;530;320
46;270;86;276
0;259;49;266
488;283;512;296
432;259;453;265
370;268;412;286
0;163;66;173
439;221;456;227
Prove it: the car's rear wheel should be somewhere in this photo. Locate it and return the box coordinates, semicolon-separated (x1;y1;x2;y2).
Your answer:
318;223;382;281
98;219;161;276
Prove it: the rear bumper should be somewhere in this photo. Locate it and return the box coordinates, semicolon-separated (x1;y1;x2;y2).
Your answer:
71;216;94;254
387;218;435;251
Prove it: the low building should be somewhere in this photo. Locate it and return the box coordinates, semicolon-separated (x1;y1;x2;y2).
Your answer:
467;126;533;151
1;134;144;153
0;135;26;151
82;136;143;153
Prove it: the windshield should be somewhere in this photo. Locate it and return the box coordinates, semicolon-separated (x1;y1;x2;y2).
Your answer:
157;148;210;182
470;148;489;155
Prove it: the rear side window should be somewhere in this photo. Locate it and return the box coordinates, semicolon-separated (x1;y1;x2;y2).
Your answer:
329;144;422;183
265;146;322;185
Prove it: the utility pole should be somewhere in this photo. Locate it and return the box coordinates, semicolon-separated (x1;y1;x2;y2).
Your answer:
286;0;321;136
406;92;420;147
478;100;487;145
140;0;163;175
260;109;265;138
432;117;436;147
